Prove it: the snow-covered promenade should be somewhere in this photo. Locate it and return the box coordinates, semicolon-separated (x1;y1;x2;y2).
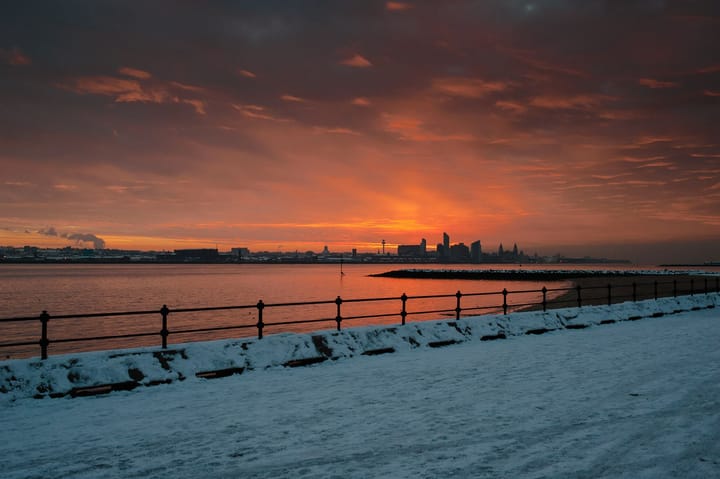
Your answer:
2;298;720;478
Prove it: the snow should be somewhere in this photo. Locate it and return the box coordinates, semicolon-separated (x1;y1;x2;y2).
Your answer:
1;295;719;478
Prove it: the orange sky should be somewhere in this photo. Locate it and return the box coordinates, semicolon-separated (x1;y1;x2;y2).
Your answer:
1;1;720;262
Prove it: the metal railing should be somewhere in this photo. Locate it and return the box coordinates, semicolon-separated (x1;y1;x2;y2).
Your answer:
1;276;717;360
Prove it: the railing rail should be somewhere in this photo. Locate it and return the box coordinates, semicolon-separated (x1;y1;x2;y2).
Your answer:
1;276;718;360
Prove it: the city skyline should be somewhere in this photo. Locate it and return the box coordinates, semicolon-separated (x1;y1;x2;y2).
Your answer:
1;2;719;264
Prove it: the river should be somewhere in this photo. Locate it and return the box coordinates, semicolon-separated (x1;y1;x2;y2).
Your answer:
1;263;714;358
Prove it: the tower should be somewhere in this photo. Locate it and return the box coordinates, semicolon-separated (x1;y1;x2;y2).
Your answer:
471;240;482;263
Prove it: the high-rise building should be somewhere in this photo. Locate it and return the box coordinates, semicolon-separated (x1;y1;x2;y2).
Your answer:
443;232;450;252
450;242;470;261
471;240;482;263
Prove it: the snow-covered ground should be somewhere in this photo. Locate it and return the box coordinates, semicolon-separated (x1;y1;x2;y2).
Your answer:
1;298;719;478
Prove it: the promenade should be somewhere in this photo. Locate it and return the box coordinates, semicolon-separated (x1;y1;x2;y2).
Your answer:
2;305;719;478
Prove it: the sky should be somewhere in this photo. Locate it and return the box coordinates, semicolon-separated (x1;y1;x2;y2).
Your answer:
1;1;719;263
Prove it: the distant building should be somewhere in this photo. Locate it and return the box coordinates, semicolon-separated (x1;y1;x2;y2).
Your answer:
443;232;450;252
174;249;220;262
231;247;250;259
398;238;428;257
471;240;482;263
450;243;470;262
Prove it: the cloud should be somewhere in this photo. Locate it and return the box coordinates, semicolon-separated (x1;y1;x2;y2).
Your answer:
237;69;257;78
697;65;720;74
280;94;307;102
351;97;371;106
339;54;373;68
386;1;413;11
181;98;207;115
0;47;31;66
60;76;170;103
635;161;674;168
638;78;679;89
233;103;290;122
58;72;206;114
36;227;105;249
38;226;58;236
634;136;674;145
118;67;152;79
312;126;361;136
170;81;205;93
704;90;720;97
382;113;475;142
501;47;588;78
432;77;508;99
495;100;527;113
529;94;613;110
618;155;667;163
64;233;106;249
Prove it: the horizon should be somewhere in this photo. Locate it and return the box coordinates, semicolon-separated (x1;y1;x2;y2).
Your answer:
1;2;719;265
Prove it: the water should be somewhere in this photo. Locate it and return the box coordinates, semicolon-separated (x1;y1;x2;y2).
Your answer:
0;263;713;358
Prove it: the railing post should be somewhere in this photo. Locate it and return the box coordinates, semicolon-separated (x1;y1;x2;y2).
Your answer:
400;293;408;326
256;300;265;339
673;279;677;298
335;296;343;331
541;286;547;312
632;283;637;302
576;284;582;308
160;305;169;349
705;278;708;295
607;284;612;306
654;281;658;301
690;279;694;296
502;288;508;315
39;310;50;360
455;291;462;320
716;276;719;294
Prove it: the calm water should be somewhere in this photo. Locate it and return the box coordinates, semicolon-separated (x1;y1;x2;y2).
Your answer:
0;263;713;358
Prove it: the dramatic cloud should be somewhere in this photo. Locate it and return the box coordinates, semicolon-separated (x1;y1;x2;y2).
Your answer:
1;0;719;262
